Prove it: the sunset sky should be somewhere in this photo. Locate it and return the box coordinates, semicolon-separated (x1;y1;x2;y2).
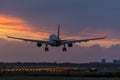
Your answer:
0;0;120;63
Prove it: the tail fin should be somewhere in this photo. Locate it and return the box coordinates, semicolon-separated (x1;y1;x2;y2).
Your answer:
58;24;60;39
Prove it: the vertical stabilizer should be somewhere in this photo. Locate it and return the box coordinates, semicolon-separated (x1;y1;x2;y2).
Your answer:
58;24;60;39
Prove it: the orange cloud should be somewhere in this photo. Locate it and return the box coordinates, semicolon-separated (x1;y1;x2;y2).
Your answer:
74;28;120;48
0;14;23;23
0;14;49;41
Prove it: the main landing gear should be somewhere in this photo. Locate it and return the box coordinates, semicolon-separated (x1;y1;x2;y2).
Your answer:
63;45;67;52
45;44;49;52
44;44;67;52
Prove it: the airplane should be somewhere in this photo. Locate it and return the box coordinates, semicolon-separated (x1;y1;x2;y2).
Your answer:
7;24;107;52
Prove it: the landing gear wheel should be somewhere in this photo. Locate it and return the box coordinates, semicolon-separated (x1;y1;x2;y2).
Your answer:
63;47;67;52
45;47;49;52
45;44;49;52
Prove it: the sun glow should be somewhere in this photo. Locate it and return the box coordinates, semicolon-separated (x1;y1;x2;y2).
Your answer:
0;14;24;23
0;14;49;41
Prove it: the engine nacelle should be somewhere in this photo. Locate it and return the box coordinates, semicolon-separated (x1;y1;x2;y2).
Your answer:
67;43;73;47
37;42;42;47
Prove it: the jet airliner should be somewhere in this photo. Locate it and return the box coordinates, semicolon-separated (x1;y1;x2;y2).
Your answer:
7;24;107;52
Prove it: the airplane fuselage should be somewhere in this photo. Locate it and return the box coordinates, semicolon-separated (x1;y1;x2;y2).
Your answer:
49;34;62;47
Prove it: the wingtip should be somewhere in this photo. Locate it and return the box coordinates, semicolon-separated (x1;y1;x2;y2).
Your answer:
104;35;107;38
6;34;8;37
6;34;11;38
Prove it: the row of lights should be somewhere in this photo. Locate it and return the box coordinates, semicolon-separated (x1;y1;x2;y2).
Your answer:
0;67;75;72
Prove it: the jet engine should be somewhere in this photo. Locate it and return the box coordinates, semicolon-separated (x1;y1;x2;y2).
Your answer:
67;43;73;47
37;42;42;47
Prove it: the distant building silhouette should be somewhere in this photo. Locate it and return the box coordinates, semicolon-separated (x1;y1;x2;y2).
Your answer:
113;59;120;64
113;59;118;64
101;58;106;63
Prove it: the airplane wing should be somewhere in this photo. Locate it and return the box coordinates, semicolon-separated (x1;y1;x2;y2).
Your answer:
7;36;51;44
62;36;107;44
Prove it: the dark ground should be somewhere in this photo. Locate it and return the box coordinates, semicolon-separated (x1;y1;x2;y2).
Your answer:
0;77;120;80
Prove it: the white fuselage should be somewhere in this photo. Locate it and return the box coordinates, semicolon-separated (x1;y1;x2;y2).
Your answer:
49;34;61;47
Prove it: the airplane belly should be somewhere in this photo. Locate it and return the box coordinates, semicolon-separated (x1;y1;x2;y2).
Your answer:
50;42;61;47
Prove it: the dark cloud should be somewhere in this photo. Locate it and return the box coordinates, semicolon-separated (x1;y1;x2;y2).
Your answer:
0;40;120;63
1;0;120;32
